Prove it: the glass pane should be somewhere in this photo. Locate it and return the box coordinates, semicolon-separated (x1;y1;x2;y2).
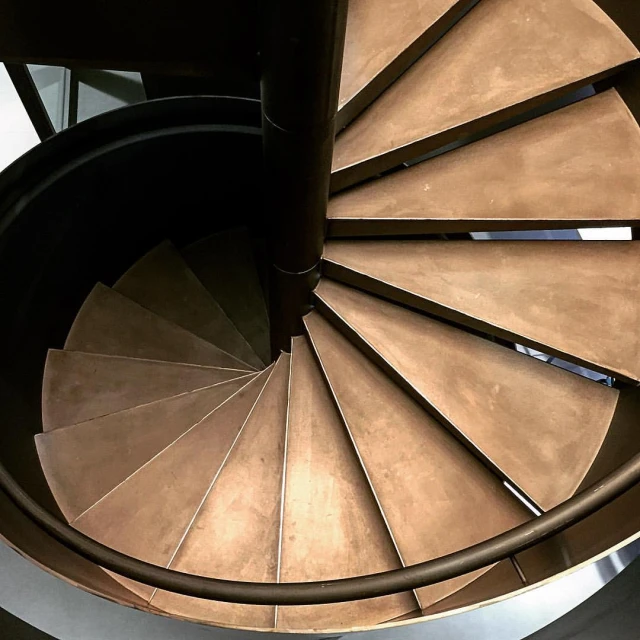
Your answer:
76;70;145;123
27;64;66;131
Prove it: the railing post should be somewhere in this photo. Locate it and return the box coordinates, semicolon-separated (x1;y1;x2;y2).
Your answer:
262;0;348;356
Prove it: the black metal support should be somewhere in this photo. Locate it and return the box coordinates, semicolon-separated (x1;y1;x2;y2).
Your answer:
262;0;348;355
4;64;56;141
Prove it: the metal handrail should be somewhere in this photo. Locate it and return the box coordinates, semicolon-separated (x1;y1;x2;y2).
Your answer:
2;453;640;605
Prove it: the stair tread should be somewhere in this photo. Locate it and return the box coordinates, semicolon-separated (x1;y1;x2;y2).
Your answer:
182;229;271;364
72;370;271;600
304;311;530;608
329;90;640;235
42;350;250;431
323;240;640;383
314;278;619;511
65;283;252;371
36;376;254;522
332;0;639;189
150;355;290;628
277;337;417;630
114;241;263;370
339;0;476;125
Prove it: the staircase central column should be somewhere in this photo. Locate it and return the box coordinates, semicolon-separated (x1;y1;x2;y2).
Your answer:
262;0;348;356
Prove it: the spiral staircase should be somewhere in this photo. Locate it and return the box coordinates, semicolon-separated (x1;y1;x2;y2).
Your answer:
2;0;640;637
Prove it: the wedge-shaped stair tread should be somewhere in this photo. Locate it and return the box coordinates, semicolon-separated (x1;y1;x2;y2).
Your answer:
151;355;290;628
72;371;271;600
277;338;417;630
42;350;249;431
339;0;478;127
324;240;640;383
329;90;640;235
182;229;270;364
332;0;639;190
314;279;619;511
65;283;251;370
305;312;530;608
37;377;253;522
114;241;262;369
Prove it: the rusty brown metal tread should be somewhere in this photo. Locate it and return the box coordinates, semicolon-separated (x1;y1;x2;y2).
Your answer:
338;0;479;129
114;241;263;370
65;283;253;371
329;90;640;236
332;0;639;191
150;354;290;628
42;350;250;431
323;240;640;384
313;278;620;512
71;370;272;600
277;337;417;629
182;229;271;365
304;311;530;609
36;376;255;523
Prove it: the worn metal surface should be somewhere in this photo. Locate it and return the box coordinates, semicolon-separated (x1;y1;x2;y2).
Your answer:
338;0;478;128
314;279;619;511
182;230;270;365
304;312;530;610
517;484;640;588
277;337;417;629
323;240;640;383
421;560;524;616
65;284;251;371
114;242;262;369
42;350;248;431
36;377;254;522
332;0;639;190
151;356;289;627
72;371;270;600
328;90;640;236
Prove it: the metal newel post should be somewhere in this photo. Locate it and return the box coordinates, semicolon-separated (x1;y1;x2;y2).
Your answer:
261;0;348;356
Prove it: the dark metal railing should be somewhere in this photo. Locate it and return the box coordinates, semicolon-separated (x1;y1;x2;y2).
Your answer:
2;452;640;605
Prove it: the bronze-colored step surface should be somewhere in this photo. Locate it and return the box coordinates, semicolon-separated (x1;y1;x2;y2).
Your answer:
114;241;263;369
65;283;252;371
151;355;290;628
72;370;271;600
339;0;479;129
36;376;254;522
277;337;417;630
332;0;639;190
42;350;249;431
323;240;640;383
329;90;640;235
182;229;271;365
313;279;619;511
304;312;530;609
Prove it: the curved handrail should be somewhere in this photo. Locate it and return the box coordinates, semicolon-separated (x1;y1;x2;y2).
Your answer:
2;452;640;606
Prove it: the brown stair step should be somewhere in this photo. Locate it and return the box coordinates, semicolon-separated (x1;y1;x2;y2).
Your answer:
65;283;252;371
339;0;479;128
323;239;640;383
182;228;271;365
332;0;639;191
72;370;272;600
150;354;290;628
304;311;530;610
329;90;640;236
114;241;263;370
42;350;249;431
313;278;620;511
36;376;255;522
277;337;417;630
